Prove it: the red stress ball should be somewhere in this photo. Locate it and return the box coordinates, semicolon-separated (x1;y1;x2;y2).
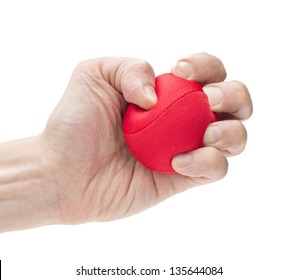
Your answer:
122;73;217;173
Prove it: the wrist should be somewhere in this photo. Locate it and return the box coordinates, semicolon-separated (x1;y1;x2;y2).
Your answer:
0;136;61;232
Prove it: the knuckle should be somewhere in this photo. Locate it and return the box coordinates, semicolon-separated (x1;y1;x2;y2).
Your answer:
237;123;248;149
203;52;227;80
233;122;247;148
231;80;249;95
224;121;247;156
230;80;251;106
226;80;253;120
199;51;211;58
239;122;247;139
233;120;247;140
121;59;154;98
209;152;228;180
212;56;227;80
131;58;154;74
219;158;229;179
206;148;228;179
120;58;154;82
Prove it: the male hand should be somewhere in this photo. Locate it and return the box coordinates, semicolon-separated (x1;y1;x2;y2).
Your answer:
40;52;252;225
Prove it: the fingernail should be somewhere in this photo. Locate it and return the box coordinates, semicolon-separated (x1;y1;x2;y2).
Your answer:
173;61;193;79
172;153;192;168
206;125;222;143
203;86;222;107
144;85;158;105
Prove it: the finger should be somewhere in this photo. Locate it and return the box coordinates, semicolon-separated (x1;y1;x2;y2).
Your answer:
171;147;228;183
119;59;157;110
90;57;157;110
171;52;227;84
203;80;252;120
203;120;247;157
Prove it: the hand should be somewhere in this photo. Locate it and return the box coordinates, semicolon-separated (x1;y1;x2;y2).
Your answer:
39;53;252;225
0;52;252;232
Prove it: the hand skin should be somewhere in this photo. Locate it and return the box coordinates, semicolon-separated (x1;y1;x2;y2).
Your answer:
0;53;252;232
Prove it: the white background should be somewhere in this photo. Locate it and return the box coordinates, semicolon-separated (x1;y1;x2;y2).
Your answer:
0;0;296;279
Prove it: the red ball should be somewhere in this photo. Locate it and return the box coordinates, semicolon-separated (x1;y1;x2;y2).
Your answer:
122;73;217;173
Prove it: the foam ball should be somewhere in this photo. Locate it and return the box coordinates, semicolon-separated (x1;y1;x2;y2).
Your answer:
122;73;217;173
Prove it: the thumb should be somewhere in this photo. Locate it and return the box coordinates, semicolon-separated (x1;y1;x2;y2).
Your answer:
98;57;157;110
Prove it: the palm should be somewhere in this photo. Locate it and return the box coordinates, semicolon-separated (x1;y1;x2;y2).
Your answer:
44;72;187;223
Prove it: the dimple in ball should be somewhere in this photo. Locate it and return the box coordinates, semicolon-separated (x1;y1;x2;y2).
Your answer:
122;73;217;173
